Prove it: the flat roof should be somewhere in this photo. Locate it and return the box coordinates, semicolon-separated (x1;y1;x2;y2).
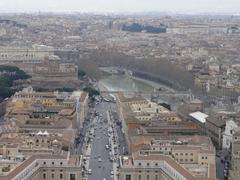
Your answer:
189;111;208;124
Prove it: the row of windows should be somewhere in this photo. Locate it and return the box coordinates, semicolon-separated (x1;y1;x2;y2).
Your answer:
175;153;194;156
43;161;63;165
35;139;50;143
1;54;36;58
43;173;76;180
139;174;159;180
43;173;63;179
138;162;159;166
152;147;171;151
177;159;194;162
43;169;63;172
125;174;159;180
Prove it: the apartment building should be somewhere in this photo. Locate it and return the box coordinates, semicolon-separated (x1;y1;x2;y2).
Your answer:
205;114;226;150
0;154;82;180
120;135;217;180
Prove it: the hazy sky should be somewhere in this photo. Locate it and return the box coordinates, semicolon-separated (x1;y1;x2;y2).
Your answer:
0;0;240;13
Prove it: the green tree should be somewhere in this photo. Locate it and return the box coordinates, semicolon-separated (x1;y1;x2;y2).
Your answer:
78;69;86;78
83;87;100;97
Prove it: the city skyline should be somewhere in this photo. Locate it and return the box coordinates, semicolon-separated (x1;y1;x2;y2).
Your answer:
0;0;240;14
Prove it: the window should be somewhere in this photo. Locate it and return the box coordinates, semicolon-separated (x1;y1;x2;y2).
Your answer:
51;173;54;178
138;162;142;166
43;173;46;179
190;159;193;162
60;162;63;165
175;153;178;156
190;153;193;156
155;175;158;180
147;163;150;166
138;174;141;180
155;163;158;166
147;175;150;180
60;173;63;179
52;162;54;165
202;156;204;159
43;162;46;165
205;156;207;159
70;174;76;180
125;174;131;180
185;153;188;156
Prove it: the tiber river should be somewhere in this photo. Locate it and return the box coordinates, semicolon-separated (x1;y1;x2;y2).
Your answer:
98;74;188;111
99;74;156;92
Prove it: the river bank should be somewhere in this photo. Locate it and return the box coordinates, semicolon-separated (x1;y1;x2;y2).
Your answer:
98;73;176;94
129;74;175;93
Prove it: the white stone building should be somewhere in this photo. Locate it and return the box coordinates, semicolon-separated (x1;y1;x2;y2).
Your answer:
222;119;239;149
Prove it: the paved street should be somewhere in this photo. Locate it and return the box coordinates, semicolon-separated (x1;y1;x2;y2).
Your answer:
79;97;127;180
216;156;225;180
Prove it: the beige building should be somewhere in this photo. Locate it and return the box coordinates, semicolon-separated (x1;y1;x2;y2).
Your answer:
205;113;227;149
117;93;181;133
0;46;54;66
4;87;81;131
33;55;78;82
0;46;79;85
0;154;82;180
0;87;88;180
120;135;217;180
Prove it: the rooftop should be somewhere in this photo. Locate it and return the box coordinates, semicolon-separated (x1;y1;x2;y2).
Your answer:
189;111;208;123
120;152;217;180
117;92;146;103
130;135;215;154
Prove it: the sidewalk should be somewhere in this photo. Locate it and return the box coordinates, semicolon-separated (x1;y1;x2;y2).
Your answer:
107;110;118;180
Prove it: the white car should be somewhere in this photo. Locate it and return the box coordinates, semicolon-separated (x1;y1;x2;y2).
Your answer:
105;145;109;149
88;169;92;174
98;158;102;162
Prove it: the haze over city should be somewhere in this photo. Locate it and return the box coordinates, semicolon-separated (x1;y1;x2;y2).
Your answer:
1;0;240;180
0;0;240;13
